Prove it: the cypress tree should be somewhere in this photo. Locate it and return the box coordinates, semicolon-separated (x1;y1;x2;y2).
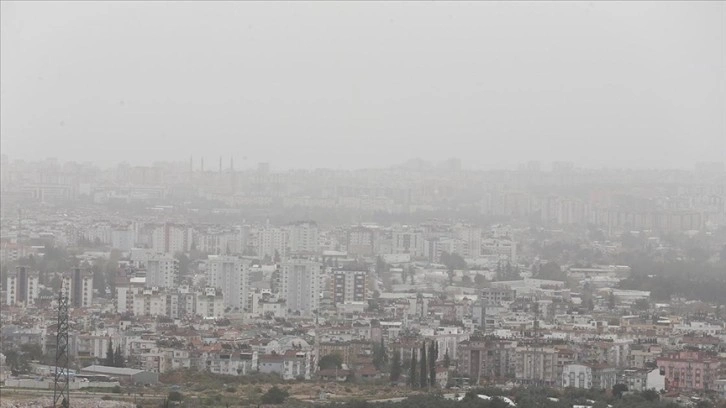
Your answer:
390;350;401;383
419;342;427;389
409;351;417;388
105;340;114;366
114;344;124;368
428;341;437;387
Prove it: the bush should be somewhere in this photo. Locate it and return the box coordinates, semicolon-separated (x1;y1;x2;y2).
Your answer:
260;386;289;405
168;391;183;402
101;395;112;400
112;385;122;394
225;386;236;393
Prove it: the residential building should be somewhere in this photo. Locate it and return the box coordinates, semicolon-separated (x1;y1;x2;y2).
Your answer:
5;266;39;306
196;287;225;318
206;255;249;312
61;267;93;308
144;254;178;289
657;351;721;392
287;221;319;254
332;269;367;306
151;223;192;254
280;260;321;317
562;364;592;389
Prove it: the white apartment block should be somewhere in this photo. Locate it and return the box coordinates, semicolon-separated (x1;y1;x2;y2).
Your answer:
455;225;482;258
151;223;192;254
426;237;468;262
61;268;94;308
481;237;517;263
287;221;319;254
206;255;249;312
145;254;178;289
562;364;593;389
256;226;288;259
392;229;425;257
281;260;321;317
5;266;39;306
111;227;136;251
116;278;146;314
196;287;225;318
197;230;245;255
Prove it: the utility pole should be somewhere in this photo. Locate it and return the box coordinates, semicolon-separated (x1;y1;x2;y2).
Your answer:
53;284;70;408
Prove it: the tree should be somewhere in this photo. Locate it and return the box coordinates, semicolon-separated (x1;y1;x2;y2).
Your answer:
273;250;281;264
608;291;617;310
443;349;451;368
260;386;289;405
428;341;437;387
373;338;389;370
409;351;417;388
167;391;183;402
114;345;125;368
390;350;402;383
612;383;628;399
537;261;565;281
633;298;650;312
419;343;427;389
5;350;31;375
319;354;343;370
505;262;513;280
105;340;115;366
175;253;191;276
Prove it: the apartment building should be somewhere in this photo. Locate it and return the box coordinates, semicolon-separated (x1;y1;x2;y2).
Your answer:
280;259;321;317
61;267;93;308
5;266;39;306
206;255;249;312
332;269;367;306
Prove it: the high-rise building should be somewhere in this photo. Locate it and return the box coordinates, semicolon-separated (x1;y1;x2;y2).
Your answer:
196;287;225;318
280;260;321;317
145;254;178;289
514;346;558;386
392;228;425;257
332;269;367;306
151;223;192;254
287;221;319;254
111;226;136;251
5;266;39;306
206;255;249;312
256;226;288;259
61;267;93;308
346;226;376;256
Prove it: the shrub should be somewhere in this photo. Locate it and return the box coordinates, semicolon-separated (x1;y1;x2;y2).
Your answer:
168;391;183;402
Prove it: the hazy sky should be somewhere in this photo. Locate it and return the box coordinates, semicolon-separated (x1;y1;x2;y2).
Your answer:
1;1;724;170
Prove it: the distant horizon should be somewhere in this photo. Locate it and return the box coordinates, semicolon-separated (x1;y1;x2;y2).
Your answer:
2;153;724;173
